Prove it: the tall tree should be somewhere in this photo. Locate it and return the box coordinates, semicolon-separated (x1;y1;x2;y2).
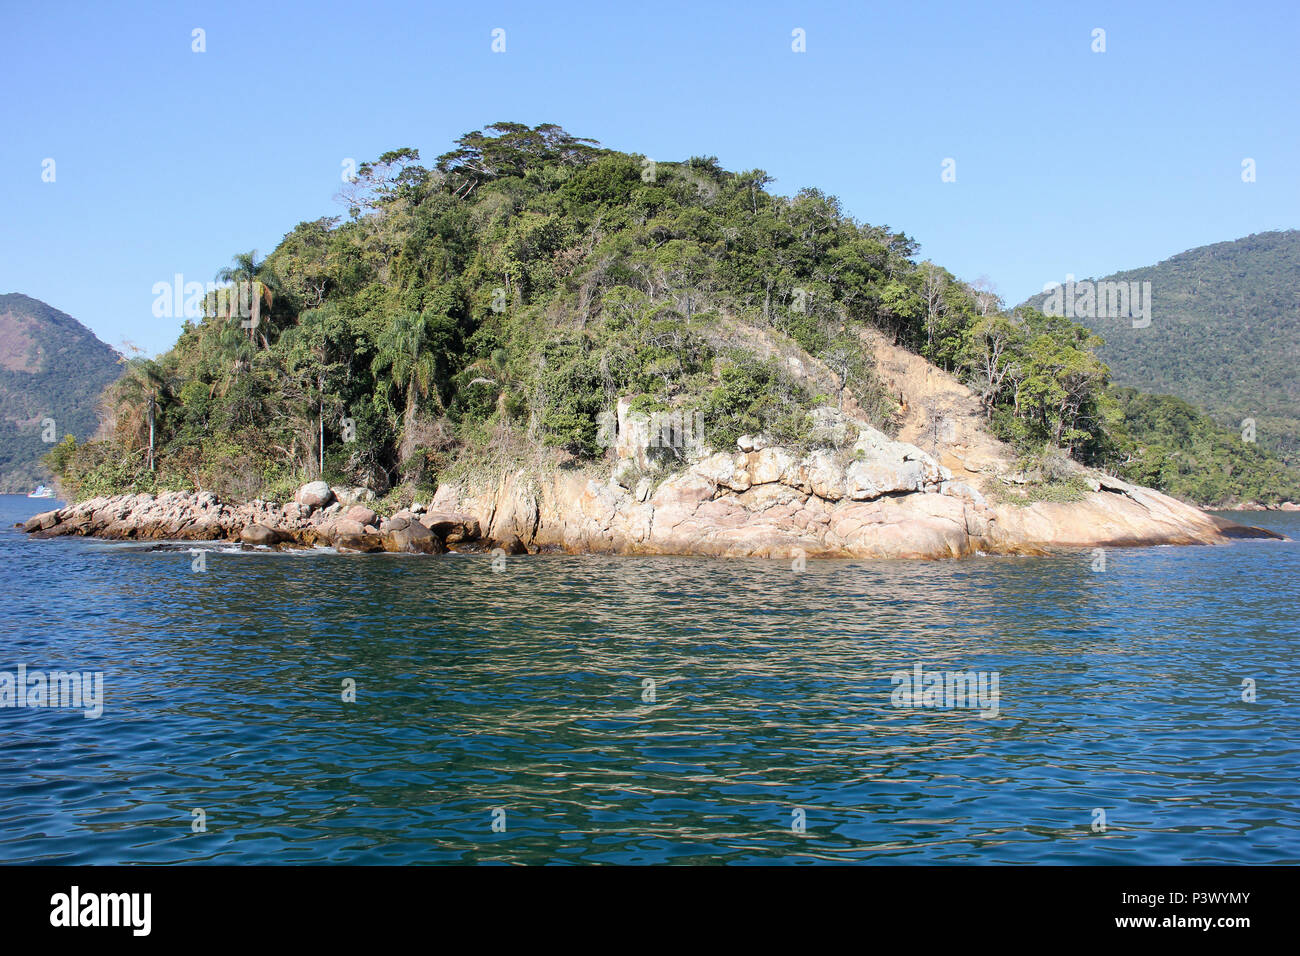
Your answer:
113;355;169;471
214;251;276;348
371;311;443;446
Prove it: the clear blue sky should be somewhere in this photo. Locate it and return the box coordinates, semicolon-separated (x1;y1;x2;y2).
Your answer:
2;0;1297;356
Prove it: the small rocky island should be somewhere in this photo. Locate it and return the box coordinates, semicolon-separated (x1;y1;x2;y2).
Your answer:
23;127;1298;557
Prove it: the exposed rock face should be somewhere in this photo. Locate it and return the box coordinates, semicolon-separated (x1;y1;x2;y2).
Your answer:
240;523;280;546
380;514;411;533
381;522;444;555
19;484;484;555
425;421;1282;559
330;485;375;506
23;510;59;533
335;532;384;553
296;481;334;509
418;512;480;543
495;534;528;555
343;504;377;526
324;518;366;538
19;452;1285;559
614;397;652;469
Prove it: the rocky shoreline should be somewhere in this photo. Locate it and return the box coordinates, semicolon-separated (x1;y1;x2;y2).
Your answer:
18;414;1288;559
1217;501;1300;512
19;482;497;555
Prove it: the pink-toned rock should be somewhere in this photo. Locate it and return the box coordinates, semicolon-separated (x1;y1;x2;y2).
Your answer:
418;511;481;542
344;505;377;526
334;532;384;553
240;524;280;546
381;522;444;554
327;518;365;538
746;447;794;485
24;511;60;533
695;452;751;492
649;473;715;510
495;534;528;555
296;481;334;509
805;451;844;501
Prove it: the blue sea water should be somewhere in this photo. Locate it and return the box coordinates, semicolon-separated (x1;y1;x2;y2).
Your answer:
0;494;1297;864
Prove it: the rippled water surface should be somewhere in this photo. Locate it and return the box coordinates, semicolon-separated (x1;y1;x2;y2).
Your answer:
1;494;1297;864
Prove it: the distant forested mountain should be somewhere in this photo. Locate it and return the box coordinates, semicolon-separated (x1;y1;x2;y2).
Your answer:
1025;230;1300;466
0;294;122;492
1109;387;1300;505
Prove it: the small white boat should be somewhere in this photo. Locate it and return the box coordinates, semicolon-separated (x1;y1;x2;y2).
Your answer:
27;485;55;499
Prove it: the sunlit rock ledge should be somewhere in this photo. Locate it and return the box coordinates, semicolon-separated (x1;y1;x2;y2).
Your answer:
21;416;1285;559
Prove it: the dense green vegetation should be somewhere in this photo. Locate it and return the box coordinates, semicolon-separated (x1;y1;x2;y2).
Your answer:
44;123;1300;507
1107;387;1300;505
1025;230;1300;465
0;294;122;492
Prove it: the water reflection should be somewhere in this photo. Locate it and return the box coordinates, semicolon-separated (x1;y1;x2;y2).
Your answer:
1;497;1297;864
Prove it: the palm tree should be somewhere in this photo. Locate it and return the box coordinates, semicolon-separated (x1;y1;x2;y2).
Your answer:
215;251;277;347
371;311;443;445
114;356;169;471
215;250;261;286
